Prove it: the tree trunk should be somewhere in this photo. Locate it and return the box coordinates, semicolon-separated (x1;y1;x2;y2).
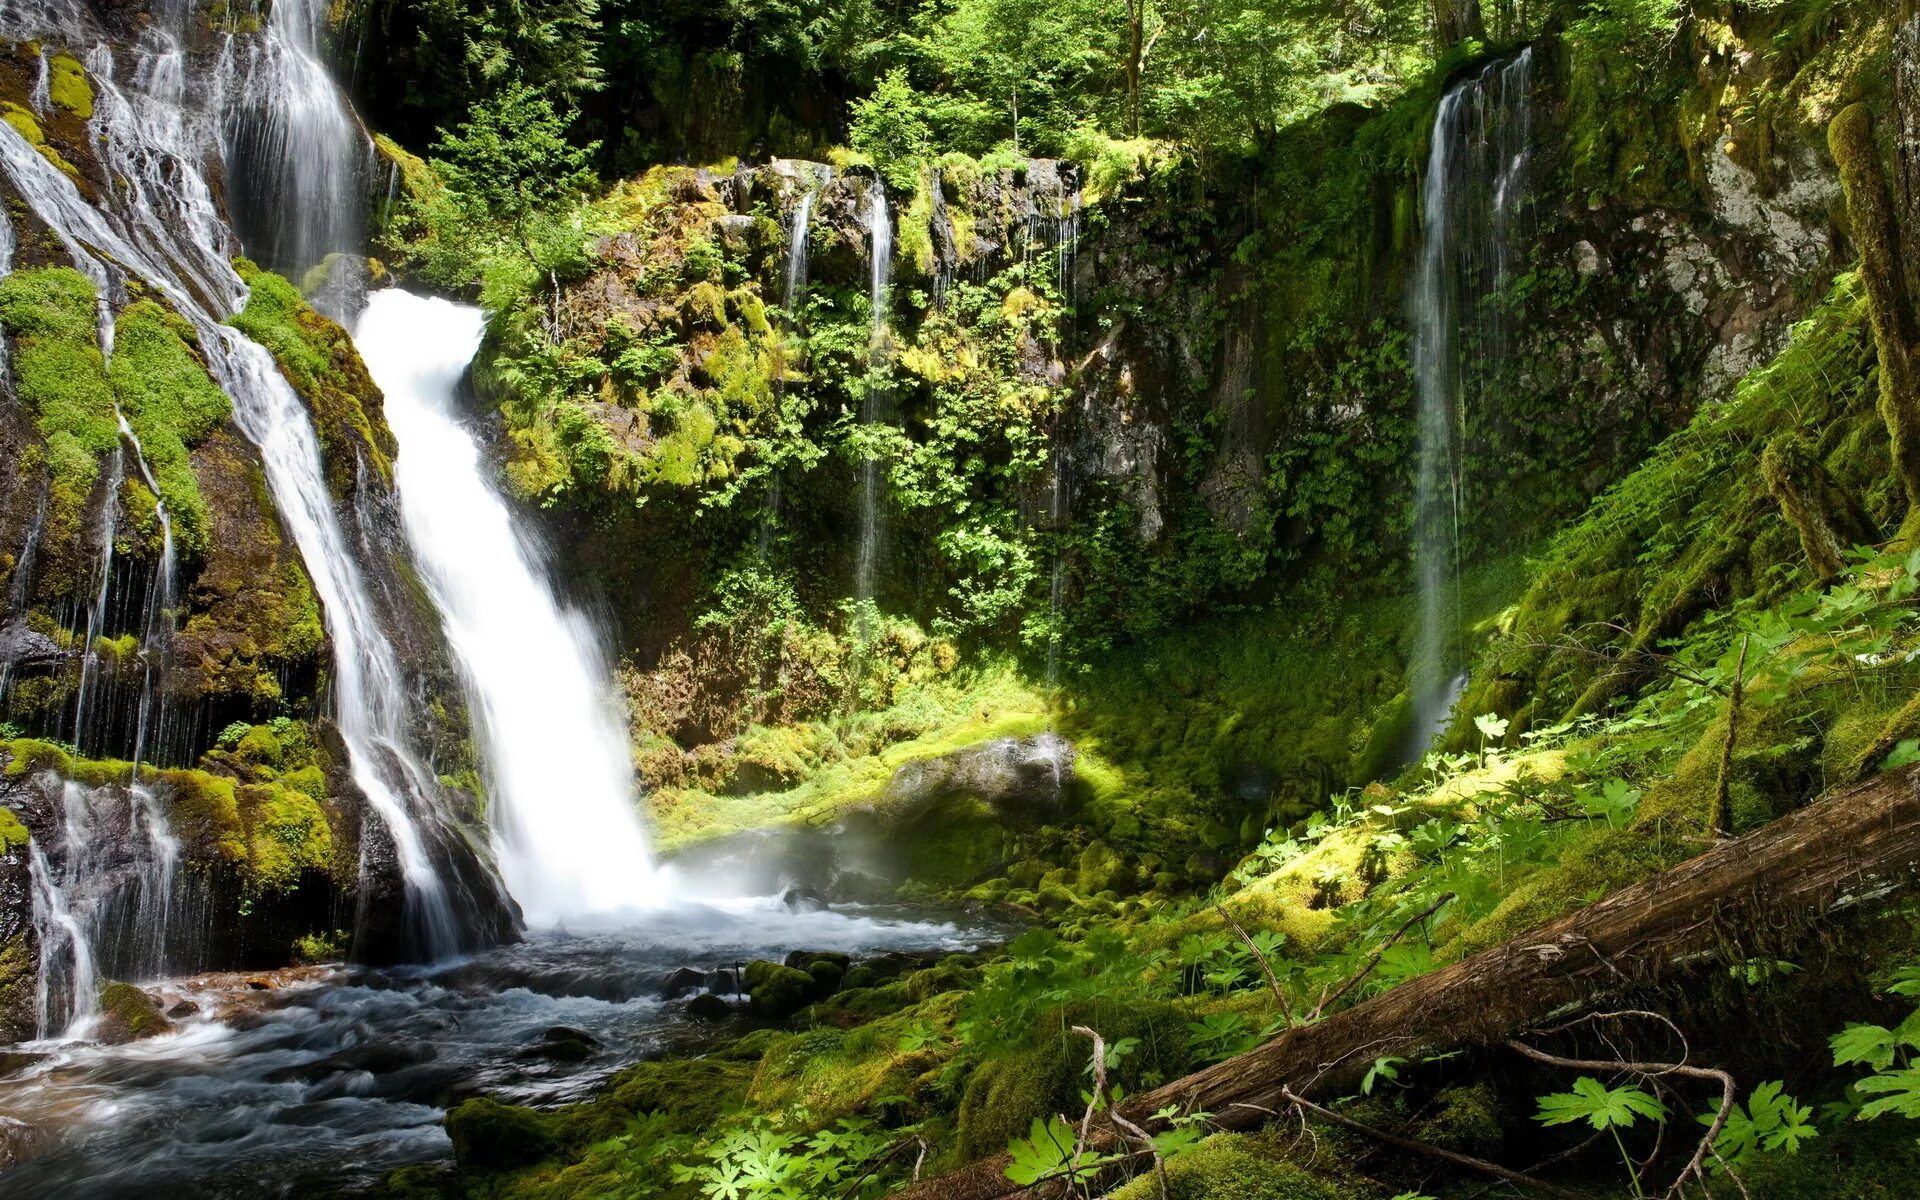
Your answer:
1125;0;1145;139
1831;104;1920;511
894;765;1920;1200
1432;0;1487;55
1896;0;1920;271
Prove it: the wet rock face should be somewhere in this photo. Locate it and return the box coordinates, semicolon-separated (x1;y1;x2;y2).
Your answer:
877;733;1078;822
0;812;35;1044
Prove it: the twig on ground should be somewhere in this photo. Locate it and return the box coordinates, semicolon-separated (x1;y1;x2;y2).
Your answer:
1310;892;1454;1020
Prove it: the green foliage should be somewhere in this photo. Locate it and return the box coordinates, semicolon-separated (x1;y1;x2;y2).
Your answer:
1536;1076;1667;1196
431;81;600;280
1702;1081;1817;1174
1832;959;1920;1125
849;68;931;191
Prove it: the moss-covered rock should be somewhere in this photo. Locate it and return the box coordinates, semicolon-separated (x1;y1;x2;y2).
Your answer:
94;981;174;1044
443;1096;559;1168
229;260;397;499
1107;1134;1347;1200
744;958;818;1018
108;299;231;554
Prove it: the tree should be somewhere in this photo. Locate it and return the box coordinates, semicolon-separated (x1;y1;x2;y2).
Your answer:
1829;104;1920;510
432;82;600;330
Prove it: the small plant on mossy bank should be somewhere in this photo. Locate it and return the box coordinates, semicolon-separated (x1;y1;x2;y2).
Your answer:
1535;1076;1667;1197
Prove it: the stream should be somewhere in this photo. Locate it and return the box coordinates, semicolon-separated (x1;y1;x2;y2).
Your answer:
0;899;990;1198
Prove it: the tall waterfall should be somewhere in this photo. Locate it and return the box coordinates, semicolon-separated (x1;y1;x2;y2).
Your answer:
0;1;504;971
359;289;660;924
1406;49;1533;754
855;177;892;629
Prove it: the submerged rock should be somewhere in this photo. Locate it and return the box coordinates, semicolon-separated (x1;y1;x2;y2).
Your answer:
779;884;828;913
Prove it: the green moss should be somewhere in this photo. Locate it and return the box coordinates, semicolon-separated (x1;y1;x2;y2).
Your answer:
47;52;92;119
0;101;78;179
237;782;333;892
744;959;818;1018
0;807;27;851
95;980;173;1043
1107;1134;1346;1200
229;260;396;497
443;1097;559;1168
110;300;231;553
0;268;117;589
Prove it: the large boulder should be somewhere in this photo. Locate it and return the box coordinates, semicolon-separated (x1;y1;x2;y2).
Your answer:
877;733;1077;821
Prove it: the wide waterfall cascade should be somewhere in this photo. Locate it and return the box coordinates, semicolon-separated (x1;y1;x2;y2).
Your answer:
221;0;374;286
0;3;501;961
360;289;662;924
855;177;893;628
1406;48;1534;756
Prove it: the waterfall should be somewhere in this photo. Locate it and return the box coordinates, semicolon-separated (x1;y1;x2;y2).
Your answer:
358;289;661;924
221;0;374;287
855;177;892;630
784;186;818;314
0;3;502;963
761;174;825;558
1406;49;1533;756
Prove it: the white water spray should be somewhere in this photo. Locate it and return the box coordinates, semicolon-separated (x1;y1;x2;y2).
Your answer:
359;289;661;924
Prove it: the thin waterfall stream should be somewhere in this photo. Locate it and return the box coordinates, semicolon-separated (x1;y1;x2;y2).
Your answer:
854;176;891;636
1405;48;1534;759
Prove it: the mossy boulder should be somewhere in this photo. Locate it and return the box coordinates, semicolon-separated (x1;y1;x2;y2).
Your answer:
443;1096;559;1168
744;959;818;1018
94;981;174;1044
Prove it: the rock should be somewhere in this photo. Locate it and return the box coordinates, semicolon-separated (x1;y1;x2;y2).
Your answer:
0;621;63;672
779;884;828;913
164;999;200;1019
781;950;851;971
878;733;1077;822
661;966;708;998
743;959;818;1019
93;982;174;1044
806;959;845;993
685;992;733;1021
444;1096;559;1168
527;1026;599;1062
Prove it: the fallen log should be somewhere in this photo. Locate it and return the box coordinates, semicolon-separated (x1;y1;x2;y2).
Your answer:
896;765;1920;1200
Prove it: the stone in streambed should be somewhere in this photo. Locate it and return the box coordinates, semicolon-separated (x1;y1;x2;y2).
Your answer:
661;966;708;998
444;1096;559;1168
685;992;733;1021
527;1026;599;1063
93;981;174;1044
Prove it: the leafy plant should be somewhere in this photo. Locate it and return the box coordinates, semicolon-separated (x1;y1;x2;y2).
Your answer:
1536;1076;1667;1197
1700;1081;1816;1173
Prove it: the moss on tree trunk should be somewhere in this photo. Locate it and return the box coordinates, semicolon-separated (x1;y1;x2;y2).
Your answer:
1760;433;1872;580
1830;103;1920;511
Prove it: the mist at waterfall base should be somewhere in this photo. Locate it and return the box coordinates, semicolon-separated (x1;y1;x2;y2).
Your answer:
359;289;661;925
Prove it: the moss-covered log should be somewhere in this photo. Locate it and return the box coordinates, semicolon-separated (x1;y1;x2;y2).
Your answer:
896;763;1920;1200
1830;103;1920;510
